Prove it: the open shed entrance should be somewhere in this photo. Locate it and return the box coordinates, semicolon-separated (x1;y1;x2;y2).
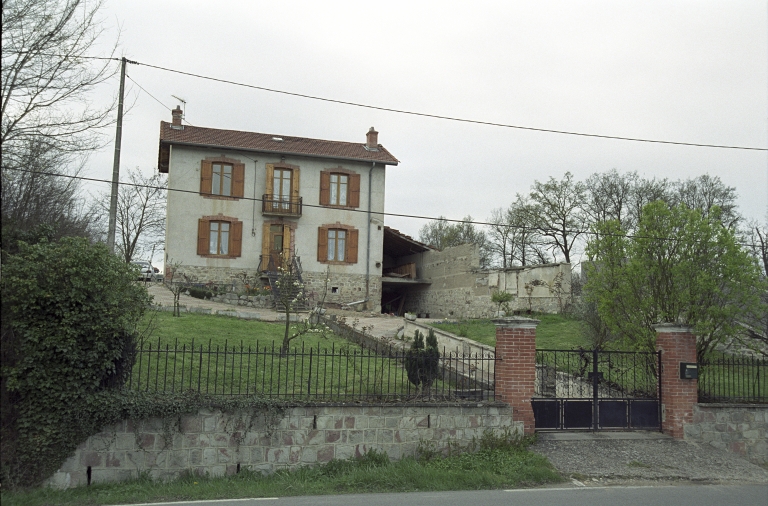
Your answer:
381;226;432;315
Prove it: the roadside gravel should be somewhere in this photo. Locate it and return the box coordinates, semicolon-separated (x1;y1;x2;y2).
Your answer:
531;436;768;486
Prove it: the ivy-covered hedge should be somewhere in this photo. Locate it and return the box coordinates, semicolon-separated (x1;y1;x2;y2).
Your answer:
0;238;147;488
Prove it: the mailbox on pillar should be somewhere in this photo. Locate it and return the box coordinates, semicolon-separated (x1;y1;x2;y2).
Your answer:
679;362;698;379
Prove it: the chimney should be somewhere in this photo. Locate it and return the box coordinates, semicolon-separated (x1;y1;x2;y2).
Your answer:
171;106;183;128
365;127;378;150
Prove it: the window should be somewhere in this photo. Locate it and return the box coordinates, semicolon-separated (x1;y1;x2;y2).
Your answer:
317;225;358;264
200;158;245;198
328;229;346;261
197;216;242;257
212;163;232;196
209;221;229;255
330;174;348;206
320;169;360;207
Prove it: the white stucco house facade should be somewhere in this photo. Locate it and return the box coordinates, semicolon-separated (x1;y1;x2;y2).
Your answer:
158;107;399;311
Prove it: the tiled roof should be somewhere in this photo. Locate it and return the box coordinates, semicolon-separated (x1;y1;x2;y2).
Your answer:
159;122;399;165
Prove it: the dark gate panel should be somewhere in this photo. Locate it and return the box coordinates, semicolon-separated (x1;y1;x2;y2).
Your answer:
533;349;661;431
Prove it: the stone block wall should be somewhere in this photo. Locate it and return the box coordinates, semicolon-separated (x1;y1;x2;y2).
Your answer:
48;404;515;489
684;404;768;464
302;271;382;312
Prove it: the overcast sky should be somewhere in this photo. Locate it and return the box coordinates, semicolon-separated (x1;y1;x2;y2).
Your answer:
85;0;768;251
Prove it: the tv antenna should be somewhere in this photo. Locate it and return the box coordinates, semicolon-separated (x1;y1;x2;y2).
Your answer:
171;95;186;119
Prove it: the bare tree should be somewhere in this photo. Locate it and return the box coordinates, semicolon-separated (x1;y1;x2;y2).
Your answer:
1;0;119;250
583;169;638;230
419;215;492;268
671;174;741;229
527;172;586;264
98;168;166;263
1;0;118;160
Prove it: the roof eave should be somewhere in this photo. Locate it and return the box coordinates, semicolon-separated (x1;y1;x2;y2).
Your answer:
159;139;399;166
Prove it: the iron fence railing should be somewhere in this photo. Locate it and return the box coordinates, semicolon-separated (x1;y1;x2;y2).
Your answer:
128;338;497;402
534;349;660;400
698;355;767;403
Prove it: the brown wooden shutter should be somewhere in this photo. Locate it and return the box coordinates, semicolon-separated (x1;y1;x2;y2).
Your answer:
291;168;300;200
230;220;243;257
347;228;359;264
200;160;213;195
197;219;210;255
282;224;291;255
319;171;330;205
348;173;361;208
317;227;328;262
265;164;274;198
232;162;245;198
261;222;271;263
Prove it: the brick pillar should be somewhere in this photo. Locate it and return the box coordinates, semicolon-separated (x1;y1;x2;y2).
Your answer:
654;323;698;439
494;317;539;435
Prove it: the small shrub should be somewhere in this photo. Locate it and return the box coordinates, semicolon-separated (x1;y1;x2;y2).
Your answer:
404;329;440;389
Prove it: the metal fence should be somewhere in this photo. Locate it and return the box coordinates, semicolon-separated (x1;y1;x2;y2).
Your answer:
698;355;767;403
128;338;497;402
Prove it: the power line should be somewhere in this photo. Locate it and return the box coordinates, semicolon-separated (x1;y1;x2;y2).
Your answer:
39;54;768;151
6;166;758;248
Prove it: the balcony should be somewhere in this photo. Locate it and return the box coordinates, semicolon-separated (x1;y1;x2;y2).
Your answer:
262;194;302;217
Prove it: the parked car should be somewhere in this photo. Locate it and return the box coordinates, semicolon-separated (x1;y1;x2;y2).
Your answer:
130;260;155;281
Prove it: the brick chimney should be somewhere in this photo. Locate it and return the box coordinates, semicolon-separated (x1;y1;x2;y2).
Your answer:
171;106;183;128
365;127;378;150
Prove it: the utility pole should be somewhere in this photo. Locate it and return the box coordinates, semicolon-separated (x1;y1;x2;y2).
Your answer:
107;57;127;253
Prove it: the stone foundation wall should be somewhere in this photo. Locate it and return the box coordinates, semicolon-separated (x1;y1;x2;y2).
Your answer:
167;266;382;312
48;404;515;489
303;271;382;312
684;404;768;464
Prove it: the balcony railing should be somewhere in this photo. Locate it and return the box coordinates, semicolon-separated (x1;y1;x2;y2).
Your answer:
262;194;302;217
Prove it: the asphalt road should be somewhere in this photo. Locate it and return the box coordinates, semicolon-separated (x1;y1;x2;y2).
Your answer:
118;484;768;506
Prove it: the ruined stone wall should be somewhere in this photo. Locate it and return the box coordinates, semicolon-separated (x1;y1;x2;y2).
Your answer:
400;244;572;318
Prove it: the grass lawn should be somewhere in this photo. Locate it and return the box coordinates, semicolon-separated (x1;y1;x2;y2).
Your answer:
430;313;591;349
131;311;488;401
2;437;562;506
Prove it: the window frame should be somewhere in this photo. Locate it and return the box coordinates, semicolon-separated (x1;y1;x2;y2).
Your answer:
200;157;245;200
319;168;360;208
317;223;358;264
197;215;243;258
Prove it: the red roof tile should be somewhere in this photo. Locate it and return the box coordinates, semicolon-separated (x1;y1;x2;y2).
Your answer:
159;122;399;165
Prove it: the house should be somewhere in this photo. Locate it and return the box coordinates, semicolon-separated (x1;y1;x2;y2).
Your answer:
157;107;399;311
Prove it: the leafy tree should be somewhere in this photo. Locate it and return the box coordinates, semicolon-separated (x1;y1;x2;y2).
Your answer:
404;329;440;390
1;237;149;486
528;172;586;263
585;202;765;360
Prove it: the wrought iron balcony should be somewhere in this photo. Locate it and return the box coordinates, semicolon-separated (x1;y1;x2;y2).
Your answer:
262;194;302;217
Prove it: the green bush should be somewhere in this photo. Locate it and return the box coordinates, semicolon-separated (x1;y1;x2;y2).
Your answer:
0;238;149;488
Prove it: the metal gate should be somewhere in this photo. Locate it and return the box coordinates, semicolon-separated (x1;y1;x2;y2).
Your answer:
532;349;661;431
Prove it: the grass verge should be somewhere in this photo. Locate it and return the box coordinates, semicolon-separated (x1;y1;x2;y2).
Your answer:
430;313;590;349
2;434;562;506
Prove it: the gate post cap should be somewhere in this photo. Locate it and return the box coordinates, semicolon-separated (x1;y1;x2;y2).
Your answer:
493;317;540;329
652;323;694;333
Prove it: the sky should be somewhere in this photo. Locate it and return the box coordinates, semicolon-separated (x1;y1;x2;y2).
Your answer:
83;0;768;257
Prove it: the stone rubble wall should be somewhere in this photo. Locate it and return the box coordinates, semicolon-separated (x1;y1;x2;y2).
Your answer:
48;404;516;489
399;244;572;319
684;404;768;464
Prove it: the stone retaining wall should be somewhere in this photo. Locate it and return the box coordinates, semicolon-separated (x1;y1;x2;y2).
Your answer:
683;404;768;464
48;403;515;489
